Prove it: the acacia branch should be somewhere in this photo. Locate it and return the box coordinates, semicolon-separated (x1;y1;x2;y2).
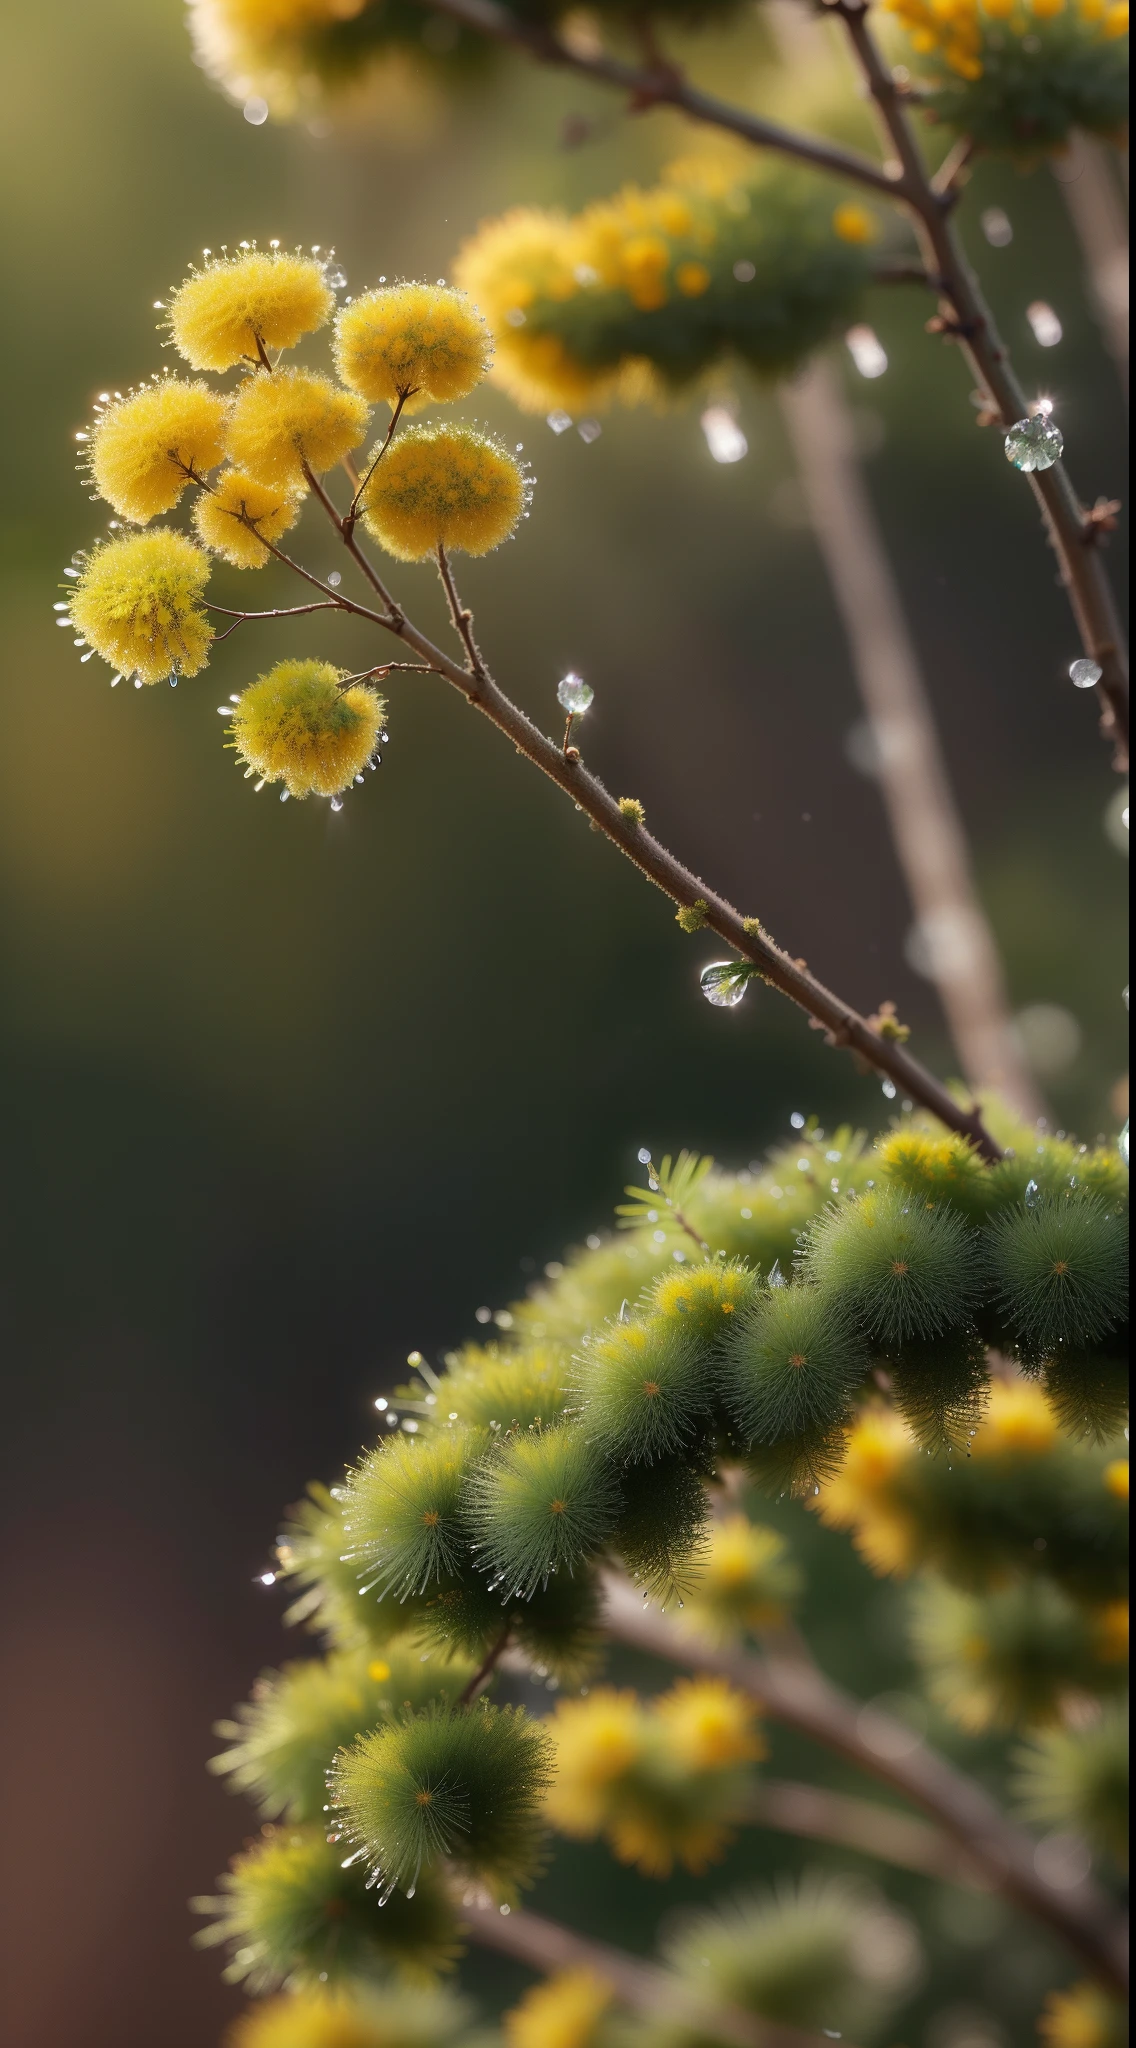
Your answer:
740;1777;985;1888
284;477;1004;1157
419;0;898;196
457;1628;512;1707
835;1;1128;770
458;1891;848;2048
600;1574;1128;1996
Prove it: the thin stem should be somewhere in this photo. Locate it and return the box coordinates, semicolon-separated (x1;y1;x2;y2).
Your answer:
302;459;404;616
739;1777;985;1888
205;600;342;623
458;1891;845;2048
437;542;489;683
600;1574;1128;1996
456;1628;511;1707
836;1;1129;770
420;0;899;197
250;497;1004;1155
1055;137;1129;406
346;388;413;528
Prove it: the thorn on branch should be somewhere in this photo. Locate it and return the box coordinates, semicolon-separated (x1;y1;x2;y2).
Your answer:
925;311;984;342
1083;498;1121;545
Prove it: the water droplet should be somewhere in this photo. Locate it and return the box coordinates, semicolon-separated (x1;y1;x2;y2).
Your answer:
1024;1177;1041;1209
1005;414;1063;472
326;267;347;290
981;206;1013;247
845;324;888;378
768;1259;787;1289
505;307;526;328
577;419;602;444
1069;657;1102;689
881;1079;897;1099
134;678;144;690
790;1112;805;1130
547;410;573;434
330;796;344;812
1027;301;1062;348
700;961;750;1008
557;672;593;715
1118;1121;1129;1167
280;789;290;803
637;1147;652;1164
701;406;748;465
243;96;269;125
733;258;756;282
327;570;342;588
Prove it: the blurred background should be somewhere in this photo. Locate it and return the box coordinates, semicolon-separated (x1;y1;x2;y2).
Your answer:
0;3;1127;2043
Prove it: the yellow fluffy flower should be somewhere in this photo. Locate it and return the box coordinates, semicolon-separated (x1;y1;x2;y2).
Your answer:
224;368;369;489
832;203;879;244
684;1515;799;1636
87;378;228;523
193;467;302;567
504;1971;614;2048
228;660;385;799
971;1381;1058;1459
654;1677;764;1771
226;1984;452;2048
359;424;527;561
544;1690;645;1835
1039;1983;1128;2048
654;1263;752;1324
1102;1458;1129;1501
334;283;491;410
168;247;334;372
814;1407;918;1576
454;207;619;415
608;1810;730;1877
1091;1599;1129;1662
69;530;213;684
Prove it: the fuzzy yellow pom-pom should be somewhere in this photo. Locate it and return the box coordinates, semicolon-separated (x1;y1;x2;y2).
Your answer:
193;468;302;568
334;284;491;410
504;1971;614;2048
168;248;334;372
224;368;369;489
543;1690;644;1834
654;1677;764;1771
228;659;384;799
226;1984;463;2048
832;202;879;244
1102;1458;1129;1501
1039;1982;1128;2048
971;1380;1057;1459
360;424;527;561
69;530;213;684
87;379;228;523
684;1514;800;1637
814;1406;919;1576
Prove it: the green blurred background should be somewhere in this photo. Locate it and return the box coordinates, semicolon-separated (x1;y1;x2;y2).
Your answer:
0;4;1126;2044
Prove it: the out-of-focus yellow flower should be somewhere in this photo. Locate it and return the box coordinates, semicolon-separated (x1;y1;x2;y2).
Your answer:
654;1677;764;1770
228;659;385;799
359;424;526;561
1039;1981;1128;2048
544;1690;644;1834
832;203;878;244
224;368;369;489
684;1514;800;1637
454;208;620;415
334;284;491;410
971;1381;1058;1459
169;247;335;372
1102;1459;1129;1501
193;468;302;567
88;379;228;523
1092;1599;1129;1662
607;1809;730;1877
504;1970;614;2048
226;1983;454;2048
69;530;213;683
675;261;712;296
815;1407;918;1575
1102;0;1127;31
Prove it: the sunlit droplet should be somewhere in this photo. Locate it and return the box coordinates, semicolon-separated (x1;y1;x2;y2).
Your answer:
1005;414;1063;472
557;672;593;716
700;961;749;1008
1069;657;1102;689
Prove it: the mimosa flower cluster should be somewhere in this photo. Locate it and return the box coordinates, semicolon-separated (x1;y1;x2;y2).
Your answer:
63;246;530;801
884;0;1129;156
454;165;880;415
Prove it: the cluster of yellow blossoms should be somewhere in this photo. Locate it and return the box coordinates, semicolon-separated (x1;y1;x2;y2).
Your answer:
544;1677;763;1876
65;247;527;800
455;166;878;415
885;0;1126;82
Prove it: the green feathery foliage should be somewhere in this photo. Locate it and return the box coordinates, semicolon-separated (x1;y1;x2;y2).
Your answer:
342;1431;480;1602
719;1284;868;1487
330;1703;553;1898
413;1563;603;1682
209;1644;476;1823
1013;1700;1130;1868
612;1453;711;1603
660;1874;916;2036
909;1576;1129;1731
897;1;1131;161
575;1316;712;1465
987;1195;1128;1355
438;1343;569;1435
193;1826;462;1990
884;1323;990;1454
803;1185;982;1345
1041;1344;1131;1444
465;1424;621;1596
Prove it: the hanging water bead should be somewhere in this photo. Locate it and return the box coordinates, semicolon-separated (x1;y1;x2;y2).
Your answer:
700;961;750;1008
557;673;593;716
1005;415;1063;473
1069;658;1103;690
1119;1121;1129;1168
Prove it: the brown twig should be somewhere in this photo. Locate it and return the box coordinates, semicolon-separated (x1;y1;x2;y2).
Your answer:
600;1574;1129;1996
739;1777;986;1888
458;1891;847;2048
457;1628;512;1707
264;473;1004;1157
345;388;413;530
437;542;490;683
